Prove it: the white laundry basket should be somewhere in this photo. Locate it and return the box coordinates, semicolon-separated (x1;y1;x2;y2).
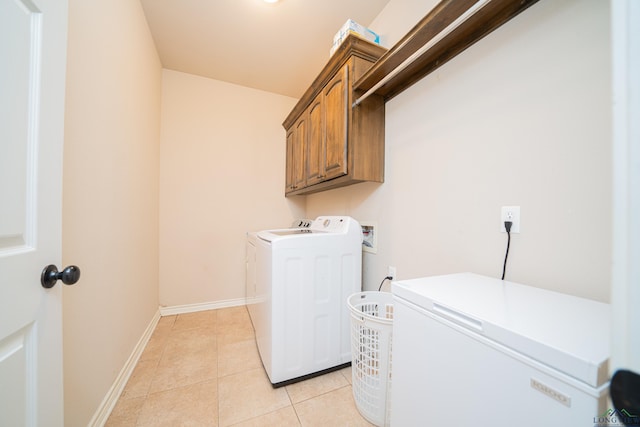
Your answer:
348;291;394;427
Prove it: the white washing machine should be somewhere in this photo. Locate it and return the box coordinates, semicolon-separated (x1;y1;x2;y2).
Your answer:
246;216;362;386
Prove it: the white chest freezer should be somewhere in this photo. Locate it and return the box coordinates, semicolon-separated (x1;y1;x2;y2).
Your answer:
391;273;610;427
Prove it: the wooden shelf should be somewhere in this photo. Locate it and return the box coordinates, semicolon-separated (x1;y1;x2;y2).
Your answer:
353;0;540;101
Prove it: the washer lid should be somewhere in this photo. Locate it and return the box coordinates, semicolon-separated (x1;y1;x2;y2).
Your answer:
256;216;361;243
257;229;327;242
392;273;610;388
268;229;321;236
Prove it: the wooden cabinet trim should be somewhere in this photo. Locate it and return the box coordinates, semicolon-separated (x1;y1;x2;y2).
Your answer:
283;34;387;130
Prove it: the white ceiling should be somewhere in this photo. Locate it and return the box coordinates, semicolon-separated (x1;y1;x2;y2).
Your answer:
139;0;391;99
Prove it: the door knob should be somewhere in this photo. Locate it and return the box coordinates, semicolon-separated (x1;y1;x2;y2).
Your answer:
41;264;81;288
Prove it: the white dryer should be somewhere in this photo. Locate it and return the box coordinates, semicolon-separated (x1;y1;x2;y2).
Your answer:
246;216;362;386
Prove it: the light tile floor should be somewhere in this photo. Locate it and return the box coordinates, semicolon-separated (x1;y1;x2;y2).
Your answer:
106;306;374;426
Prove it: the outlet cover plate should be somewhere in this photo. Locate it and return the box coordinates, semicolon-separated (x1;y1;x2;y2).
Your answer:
501;206;520;233
388;266;397;280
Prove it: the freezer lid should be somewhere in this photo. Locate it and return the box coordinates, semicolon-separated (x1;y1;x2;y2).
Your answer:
392;273;611;388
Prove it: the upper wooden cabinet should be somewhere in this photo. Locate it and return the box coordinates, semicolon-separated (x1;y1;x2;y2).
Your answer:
283;35;387;196
283;0;541;196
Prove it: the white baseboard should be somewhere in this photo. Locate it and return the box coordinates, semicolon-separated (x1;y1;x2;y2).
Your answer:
88;309;161;427
159;297;247;316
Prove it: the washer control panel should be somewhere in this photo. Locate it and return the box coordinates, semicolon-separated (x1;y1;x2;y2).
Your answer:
309;216;350;233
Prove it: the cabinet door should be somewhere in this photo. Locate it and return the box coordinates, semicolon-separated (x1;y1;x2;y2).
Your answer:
323;65;349;180
285;128;295;192
292;114;306;190
306;94;324;185
285;110;310;194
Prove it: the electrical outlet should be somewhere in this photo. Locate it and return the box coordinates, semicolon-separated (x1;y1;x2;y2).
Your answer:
501;206;520;233
388;266;396;280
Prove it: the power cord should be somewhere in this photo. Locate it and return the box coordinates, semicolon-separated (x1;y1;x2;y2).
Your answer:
501;221;513;280
378;276;393;291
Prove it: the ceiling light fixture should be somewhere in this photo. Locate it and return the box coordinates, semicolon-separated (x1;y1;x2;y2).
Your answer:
263;0;279;3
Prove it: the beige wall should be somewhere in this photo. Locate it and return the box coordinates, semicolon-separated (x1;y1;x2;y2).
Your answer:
307;0;612;302
62;0;162;425
159;70;303;307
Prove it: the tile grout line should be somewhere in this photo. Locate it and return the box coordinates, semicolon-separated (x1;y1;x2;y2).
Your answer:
215;310;221;427
283;382;304;426
133;314;175;427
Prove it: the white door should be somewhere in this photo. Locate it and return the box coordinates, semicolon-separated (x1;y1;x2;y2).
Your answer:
611;0;640;374
0;0;69;426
